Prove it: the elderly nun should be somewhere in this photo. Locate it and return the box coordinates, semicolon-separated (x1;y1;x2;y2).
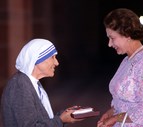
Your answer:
1;39;81;127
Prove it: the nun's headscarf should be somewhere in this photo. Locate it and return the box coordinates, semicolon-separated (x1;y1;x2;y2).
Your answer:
15;39;58;76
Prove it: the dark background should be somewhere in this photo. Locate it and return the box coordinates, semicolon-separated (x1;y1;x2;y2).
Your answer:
1;0;143;127
36;0;143;127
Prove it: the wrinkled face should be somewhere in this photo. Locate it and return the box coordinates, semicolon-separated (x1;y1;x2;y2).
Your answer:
36;55;59;77
106;28;130;55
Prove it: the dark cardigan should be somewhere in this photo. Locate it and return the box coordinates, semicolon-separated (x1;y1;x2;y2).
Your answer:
1;71;64;127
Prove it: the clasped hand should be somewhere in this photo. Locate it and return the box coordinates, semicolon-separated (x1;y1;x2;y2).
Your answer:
97;113;116;127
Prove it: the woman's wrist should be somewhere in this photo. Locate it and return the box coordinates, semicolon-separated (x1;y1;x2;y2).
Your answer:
106;107;114;117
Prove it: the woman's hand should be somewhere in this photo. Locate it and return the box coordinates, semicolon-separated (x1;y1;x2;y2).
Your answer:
97;116;117;127
97;113;109;127
60;106;83;123
97;107;115;127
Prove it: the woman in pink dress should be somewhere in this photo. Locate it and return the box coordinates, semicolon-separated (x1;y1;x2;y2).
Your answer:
97;8;143;127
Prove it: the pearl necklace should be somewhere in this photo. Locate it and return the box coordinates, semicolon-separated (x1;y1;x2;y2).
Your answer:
129;46;143;60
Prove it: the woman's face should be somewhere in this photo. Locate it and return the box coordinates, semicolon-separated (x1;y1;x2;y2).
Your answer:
106;28;130;55
36;55;59;78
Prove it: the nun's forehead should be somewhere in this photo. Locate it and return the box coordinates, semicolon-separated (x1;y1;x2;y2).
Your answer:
15;39;57;75
35;43;58;65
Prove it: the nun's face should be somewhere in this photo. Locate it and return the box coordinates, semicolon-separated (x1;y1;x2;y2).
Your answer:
36;55;59;78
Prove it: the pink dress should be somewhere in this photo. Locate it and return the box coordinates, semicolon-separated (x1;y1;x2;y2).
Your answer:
109;49;143;127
